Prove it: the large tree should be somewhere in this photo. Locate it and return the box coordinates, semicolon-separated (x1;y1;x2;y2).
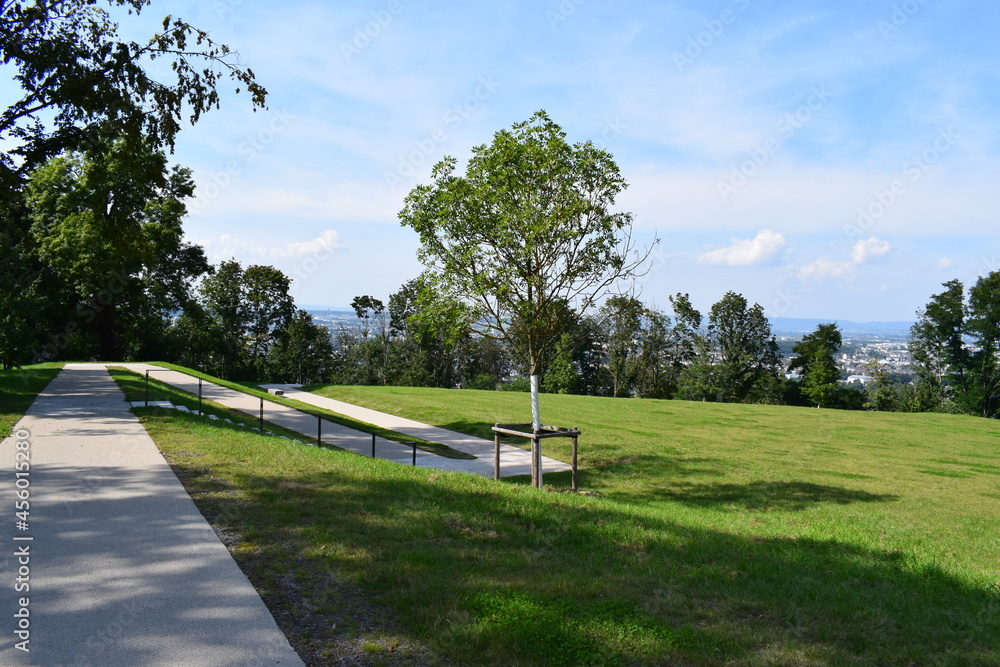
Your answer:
909;279;969;408
909;274;1000;417
680;292;780;403
0;0;265;366
399;110;653;436
23;143;209;360
197;260;293;380
966;272;1000;417
598;295;645;398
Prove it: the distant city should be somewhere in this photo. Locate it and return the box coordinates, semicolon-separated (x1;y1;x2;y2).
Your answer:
306;309;917;385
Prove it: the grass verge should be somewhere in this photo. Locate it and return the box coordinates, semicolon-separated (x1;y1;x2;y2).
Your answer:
127;382;999;665
0;363;63;437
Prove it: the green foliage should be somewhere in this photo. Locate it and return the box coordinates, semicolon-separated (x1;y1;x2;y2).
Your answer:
0;0;266;183
270;310;334;385
678;292;779;403
20;144;209;361
598;295;644;397
864;359;899;412
400;110;653;438
910;274;1000;417
193;260;295;380
789;323;843;408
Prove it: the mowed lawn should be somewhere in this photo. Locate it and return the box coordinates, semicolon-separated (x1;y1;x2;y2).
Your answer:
285;385;1000;663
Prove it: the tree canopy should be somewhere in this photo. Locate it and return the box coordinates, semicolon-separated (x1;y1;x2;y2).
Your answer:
909;275;1000;417
399;110;654;430
0;0;266;187
788;323;843;407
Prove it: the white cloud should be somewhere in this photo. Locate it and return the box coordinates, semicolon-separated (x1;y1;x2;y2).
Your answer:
850;236;891;265
938;257;953;269
269;229;345;259
203;229;345;262
697;229;786;266
797;259;854;281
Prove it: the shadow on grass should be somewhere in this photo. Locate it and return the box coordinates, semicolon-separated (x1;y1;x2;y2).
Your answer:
651;480;899;511
167;444;998;667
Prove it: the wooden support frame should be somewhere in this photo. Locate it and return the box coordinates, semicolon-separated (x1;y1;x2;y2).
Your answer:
490;424;581;490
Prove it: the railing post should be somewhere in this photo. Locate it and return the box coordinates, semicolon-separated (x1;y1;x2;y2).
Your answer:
371;432;375;458
535;437;543;489
494;426;500;481
317;416;322;446
572;431;579;492
259;396;263;432
198;378;203;416
144;370;149;407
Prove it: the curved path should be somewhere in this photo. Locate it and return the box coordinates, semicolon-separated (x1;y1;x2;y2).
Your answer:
0;364;302;665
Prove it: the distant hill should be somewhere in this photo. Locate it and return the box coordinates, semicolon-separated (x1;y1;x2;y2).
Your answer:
769;318;913;337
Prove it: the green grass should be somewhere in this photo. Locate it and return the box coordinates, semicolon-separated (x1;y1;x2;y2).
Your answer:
146;362;472;459
0;363;63;437
123;379;1000;665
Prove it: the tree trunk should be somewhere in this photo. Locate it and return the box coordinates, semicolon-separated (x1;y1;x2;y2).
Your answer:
530;374;541;431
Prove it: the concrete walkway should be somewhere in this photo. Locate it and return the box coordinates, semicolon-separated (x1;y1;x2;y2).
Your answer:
261;384;574;479
0;365;302;665
115;363;571;479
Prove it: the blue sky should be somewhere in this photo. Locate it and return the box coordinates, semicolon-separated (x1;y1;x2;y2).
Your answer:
113;1;1000;321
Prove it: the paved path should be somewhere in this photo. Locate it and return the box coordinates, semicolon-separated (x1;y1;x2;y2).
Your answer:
115;363;571;479
0;364;302;665
260;384;573;478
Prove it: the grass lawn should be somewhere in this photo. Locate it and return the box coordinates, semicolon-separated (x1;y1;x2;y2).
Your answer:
129;374;999;665
0;363;63;437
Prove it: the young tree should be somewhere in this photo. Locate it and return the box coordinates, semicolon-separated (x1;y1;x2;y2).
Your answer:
788;323;843;408
399;110;654;439
863;359;898;412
